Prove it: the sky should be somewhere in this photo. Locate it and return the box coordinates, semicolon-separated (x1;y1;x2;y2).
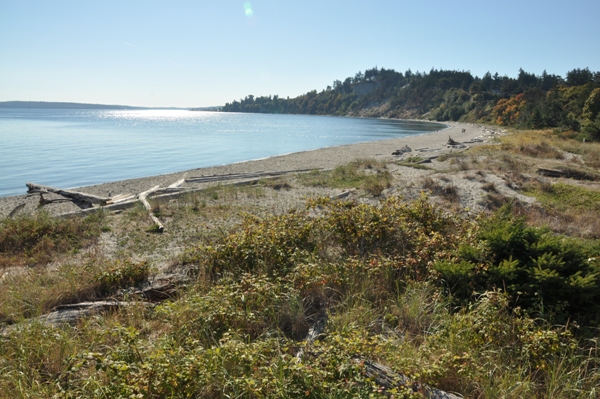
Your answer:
1;0;599;108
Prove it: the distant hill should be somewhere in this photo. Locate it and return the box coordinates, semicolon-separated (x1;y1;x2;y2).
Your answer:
190;106;222;111
0;101;149;110
222;67;600;141
0;101;197;110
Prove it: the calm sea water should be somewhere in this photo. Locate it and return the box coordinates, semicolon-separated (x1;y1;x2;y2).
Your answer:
0;109;445;197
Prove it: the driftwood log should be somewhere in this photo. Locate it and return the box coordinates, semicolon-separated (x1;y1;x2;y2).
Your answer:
185;168;320;184
447;136;459;146
24;169;320;222
355;358;462;399
26;182;110;208
1;301;154;335
1;268;194;336
537;168;566;178
138;185;164;232
7;203;26;218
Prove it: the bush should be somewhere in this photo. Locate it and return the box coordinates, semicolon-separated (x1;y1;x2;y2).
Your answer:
182;212;319;277
434;205;600;325
95;259;150;295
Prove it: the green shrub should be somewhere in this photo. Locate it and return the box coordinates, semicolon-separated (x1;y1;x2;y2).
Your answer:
309;196;468;264
95;259;150;295
182;212;319;277
434;205;600;325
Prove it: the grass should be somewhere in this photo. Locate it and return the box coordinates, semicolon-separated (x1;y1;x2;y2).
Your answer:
0;257;149;323
2;146;600;398
0;211;106;268
516;182;600;238
395;156;435;170
300;159;392;196
421;177;460;203
1;195;599;398
526;182;600;213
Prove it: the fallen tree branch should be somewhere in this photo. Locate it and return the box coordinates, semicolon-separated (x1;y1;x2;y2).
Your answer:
36;192;73;207
167;177;186;188
296;311;462;398
106;193;135;204
2;301;154;334
296;312;328;360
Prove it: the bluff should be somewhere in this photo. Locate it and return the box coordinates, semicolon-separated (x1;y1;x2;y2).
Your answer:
223;67;600;140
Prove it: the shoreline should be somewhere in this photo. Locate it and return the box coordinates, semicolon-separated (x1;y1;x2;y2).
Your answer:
0;121;500;218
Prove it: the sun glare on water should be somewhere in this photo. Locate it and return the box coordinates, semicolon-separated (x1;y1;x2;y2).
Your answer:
105;109;219;123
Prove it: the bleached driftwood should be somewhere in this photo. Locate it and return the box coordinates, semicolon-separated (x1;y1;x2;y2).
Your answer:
26;182;110;208
185;168;319;184
537;168;566;178
295;311;462;398
167;177;186;188
105;193;135;204
330;189;357;199
138;185;164;232
1;301;154;335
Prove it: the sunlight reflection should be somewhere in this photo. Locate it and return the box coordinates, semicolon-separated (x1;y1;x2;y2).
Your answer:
243;2;253;17
105;110;220;122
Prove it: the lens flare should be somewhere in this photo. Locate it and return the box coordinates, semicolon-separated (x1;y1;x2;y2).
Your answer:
243;2;253;17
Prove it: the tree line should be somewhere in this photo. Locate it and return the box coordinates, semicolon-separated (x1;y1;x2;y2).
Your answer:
222;66;600;141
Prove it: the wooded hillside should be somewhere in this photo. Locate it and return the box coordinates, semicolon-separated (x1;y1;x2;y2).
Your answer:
223;67;600;141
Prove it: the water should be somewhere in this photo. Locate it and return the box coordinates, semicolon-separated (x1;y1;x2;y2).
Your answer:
0;109;445;197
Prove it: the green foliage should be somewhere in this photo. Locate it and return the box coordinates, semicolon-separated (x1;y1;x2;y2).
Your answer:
421;291;587;397
309;196;465;263
182;211;319;277
223;66;600;139
95;259;150;295
2;197;600;398
435;205;600;324
0;212;104;267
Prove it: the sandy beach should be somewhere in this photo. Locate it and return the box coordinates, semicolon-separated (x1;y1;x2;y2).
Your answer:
0;122;501;218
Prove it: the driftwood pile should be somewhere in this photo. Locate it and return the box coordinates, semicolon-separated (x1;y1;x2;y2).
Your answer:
13;168;323;231
25;180;188;232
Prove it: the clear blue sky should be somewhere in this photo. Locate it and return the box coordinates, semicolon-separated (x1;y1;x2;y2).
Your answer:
1;0;599;107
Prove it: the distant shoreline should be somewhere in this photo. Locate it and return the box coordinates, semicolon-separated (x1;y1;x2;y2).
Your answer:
0;101;211;111
0;121;497;218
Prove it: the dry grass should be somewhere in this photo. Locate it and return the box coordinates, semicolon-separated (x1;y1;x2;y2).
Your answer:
0;212;105;268
299;158;391;196
0;257;148;323
516;205;600;239
421;177;460;203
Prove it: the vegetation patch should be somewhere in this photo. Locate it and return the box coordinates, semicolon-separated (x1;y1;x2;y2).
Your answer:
526;182;600;212
395;158;433;170
435;205;600;326
421;177;460;203
0;212;105;268
1;195;600;398
299;159;391;196
0;258;150;323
